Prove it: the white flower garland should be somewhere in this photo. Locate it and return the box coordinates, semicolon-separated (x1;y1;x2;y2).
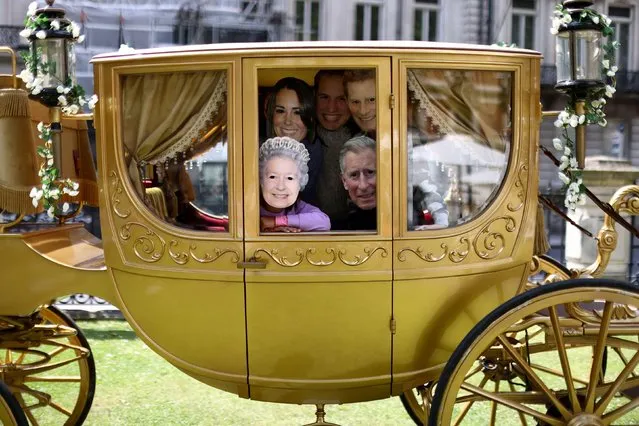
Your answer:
550;4;620;211
29;122;80;218
18;1;98;115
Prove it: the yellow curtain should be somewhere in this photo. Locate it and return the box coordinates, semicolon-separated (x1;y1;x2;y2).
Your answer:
407;69;510;151
121;70;227;195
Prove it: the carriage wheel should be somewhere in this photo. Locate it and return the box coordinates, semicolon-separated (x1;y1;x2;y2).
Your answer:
0;381;28;426
1;306;96;425
429;279;639;425
400;256;574;425
400;382;434;425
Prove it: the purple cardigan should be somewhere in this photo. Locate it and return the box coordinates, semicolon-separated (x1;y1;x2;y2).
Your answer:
261;200;331;231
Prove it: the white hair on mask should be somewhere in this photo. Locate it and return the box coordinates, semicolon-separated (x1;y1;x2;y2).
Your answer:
259;136;310;190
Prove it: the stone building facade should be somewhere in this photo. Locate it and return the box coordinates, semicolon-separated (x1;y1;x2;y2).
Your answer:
1;0;638;190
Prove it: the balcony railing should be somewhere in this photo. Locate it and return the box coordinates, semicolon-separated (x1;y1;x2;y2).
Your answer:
542;64;639;93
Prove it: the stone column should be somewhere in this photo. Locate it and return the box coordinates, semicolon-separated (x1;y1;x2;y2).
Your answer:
565;156;639;281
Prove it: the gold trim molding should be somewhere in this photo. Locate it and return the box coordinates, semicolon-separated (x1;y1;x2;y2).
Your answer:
253;246;388;267
109;171;239;266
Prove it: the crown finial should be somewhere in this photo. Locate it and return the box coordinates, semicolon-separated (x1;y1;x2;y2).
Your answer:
46;0;55;6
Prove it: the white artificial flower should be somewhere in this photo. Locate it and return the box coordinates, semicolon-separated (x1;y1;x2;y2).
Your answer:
602;59;610;69
47;157;54;166
559;156;570;170
558;110;570;121
554;119;564;128
79;97;86;106
603;15;612;26
70;22;81;38
564;146;571;156
592;15;600;25
600;118;607;127
88;94;98;109
31;84;43;95
37;122;45;133
605;85;616;97
18;69;33;84
62;202;70;213
570;157;579;168
77;34;85;44
578;193;587;205
35;30;47;39
46;206;55;218
72;181;80;190
591;99;602;108
27;2;38;17
119;44;135;53
19;28;33;39
578;114;586;125
552;137;563;151
68;189;79;196
56;85;65;93
569;115;579;127
68;104;80;115
607;66;618;77
57;95;68;106
50;19;60;30
558;172;571;185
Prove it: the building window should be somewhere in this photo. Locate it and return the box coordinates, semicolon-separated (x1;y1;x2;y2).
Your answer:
413;0;438;41
295;0;321;41
609;6;632;71
355;3;381;40
511;0;536;49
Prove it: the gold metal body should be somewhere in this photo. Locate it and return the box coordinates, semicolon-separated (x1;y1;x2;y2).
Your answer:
0;42;635;417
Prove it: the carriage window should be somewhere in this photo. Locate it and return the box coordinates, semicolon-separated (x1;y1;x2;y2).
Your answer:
121;70;229;232
406;68;511;230
258;68;377;233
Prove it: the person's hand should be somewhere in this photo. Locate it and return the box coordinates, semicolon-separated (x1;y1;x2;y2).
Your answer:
263;226;301;233
413;224;447;231
260;216;276;231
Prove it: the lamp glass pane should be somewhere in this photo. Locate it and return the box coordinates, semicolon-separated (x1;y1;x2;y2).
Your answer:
34;38;67;88
574;29;603;81
556;31;571;84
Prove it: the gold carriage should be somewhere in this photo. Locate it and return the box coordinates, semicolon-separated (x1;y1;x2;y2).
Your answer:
1;28;639;426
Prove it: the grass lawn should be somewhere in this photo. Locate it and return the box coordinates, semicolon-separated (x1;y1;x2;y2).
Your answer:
80;320;414;425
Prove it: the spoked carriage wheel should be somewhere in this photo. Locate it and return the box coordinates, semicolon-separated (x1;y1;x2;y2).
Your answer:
0;381;28;426
400;256;575;425
400;382;435;425
429;279;639;425
0;306;96;425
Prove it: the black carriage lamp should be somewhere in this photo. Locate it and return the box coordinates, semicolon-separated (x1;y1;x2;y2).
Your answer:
554;0;605;168
27;0;75;170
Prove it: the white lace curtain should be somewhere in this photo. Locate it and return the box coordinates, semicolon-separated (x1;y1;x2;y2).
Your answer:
122;70;227;194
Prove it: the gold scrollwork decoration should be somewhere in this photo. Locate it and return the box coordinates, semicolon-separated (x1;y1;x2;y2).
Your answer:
254;248;304;267
397;237;470;263
507;164;528;212
305;248;337;266
473;216;517;259
168;240;189;265
398;244;448;262
119;222;165;263
337;246;387;266
109;171;131;218
565;301;638;324
449;237;470;263
252;246;386;267
190;245;240;264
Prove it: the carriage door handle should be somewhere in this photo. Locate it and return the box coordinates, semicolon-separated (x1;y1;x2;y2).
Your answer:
237;257;267;269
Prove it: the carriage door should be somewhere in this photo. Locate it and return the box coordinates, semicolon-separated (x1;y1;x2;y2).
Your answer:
241;57;394;401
